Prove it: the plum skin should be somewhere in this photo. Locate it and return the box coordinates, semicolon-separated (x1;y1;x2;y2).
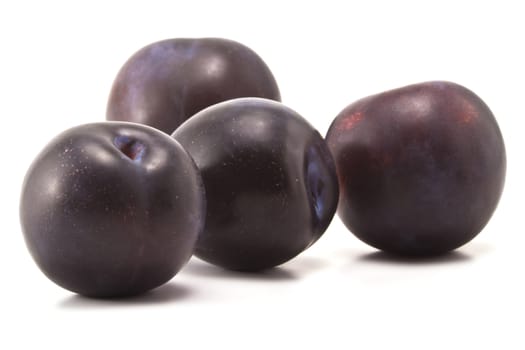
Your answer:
173;98;339;271
107;37;281;134
20;122;205;297
326;81;506;256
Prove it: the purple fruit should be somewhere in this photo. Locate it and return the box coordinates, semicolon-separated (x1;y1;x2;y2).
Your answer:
326;81;506;256
173;98;339;271
107;38;281;134
20;122;205;297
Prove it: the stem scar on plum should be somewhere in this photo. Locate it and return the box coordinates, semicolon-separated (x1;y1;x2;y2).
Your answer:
113;135;146;161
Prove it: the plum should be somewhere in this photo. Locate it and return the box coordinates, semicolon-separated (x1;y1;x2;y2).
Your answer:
20;122;205;297
107;38;281;134
326;81;506;256
173;98;339;271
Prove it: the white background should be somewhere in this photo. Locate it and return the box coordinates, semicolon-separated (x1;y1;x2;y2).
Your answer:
1;1;523;349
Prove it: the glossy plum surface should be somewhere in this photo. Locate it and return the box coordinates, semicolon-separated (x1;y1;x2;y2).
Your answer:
173;98;339;271
20;122;205;297
326;81;506;256
107;38;281;134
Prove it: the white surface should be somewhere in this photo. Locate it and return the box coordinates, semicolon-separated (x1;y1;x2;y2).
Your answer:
1;1;523;349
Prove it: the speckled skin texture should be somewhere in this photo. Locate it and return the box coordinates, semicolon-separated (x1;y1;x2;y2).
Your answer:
326;81;506;256
173;98;339;271
20;122;205;297
107;38;281;134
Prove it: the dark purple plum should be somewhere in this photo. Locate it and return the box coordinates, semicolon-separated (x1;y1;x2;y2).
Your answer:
326;81;506;256
20;122;205;297
173;98;339;271
107;38;281;134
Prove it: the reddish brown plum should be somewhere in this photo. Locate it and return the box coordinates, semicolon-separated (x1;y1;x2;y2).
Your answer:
173;98;339;271
20;122;205;297
107;38;281;134
326;81;506;256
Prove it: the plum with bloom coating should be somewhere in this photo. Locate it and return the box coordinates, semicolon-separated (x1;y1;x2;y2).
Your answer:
107;38;281;134
20;122;205;297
